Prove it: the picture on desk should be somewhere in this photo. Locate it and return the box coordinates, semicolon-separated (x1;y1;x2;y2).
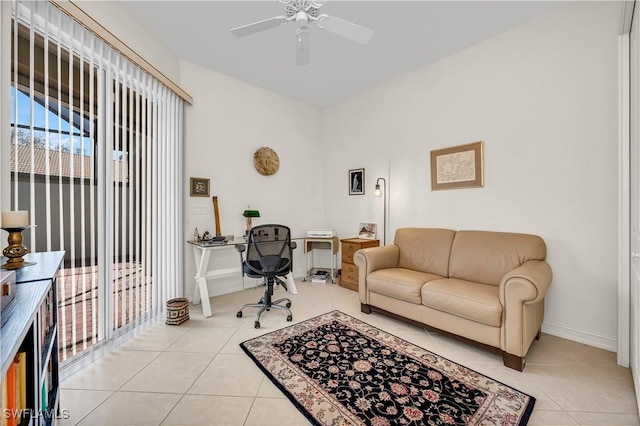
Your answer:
359;223;377;240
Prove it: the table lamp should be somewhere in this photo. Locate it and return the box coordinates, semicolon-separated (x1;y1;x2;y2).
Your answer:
1;210;36;269
242;208;260;236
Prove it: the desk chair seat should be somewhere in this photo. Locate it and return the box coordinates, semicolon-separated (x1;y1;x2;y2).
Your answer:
235;224;296;328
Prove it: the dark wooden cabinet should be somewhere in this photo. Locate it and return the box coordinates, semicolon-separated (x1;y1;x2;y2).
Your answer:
1;251;64;425
340;238;379;291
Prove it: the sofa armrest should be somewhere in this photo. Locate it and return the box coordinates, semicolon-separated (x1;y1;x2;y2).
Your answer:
499;260;552;305
353;245;400;304
499;260;553;357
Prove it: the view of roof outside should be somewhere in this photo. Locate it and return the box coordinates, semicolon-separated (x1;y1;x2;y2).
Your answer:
10;87;128;179
10;86;92;156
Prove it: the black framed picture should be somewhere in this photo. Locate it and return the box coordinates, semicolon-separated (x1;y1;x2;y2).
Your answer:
349;168;364;195
190;177;210;197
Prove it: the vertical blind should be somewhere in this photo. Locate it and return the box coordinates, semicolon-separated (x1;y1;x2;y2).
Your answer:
7;0;184;366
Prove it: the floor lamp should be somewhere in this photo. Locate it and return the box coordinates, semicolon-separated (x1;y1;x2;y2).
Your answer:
373;178;387;245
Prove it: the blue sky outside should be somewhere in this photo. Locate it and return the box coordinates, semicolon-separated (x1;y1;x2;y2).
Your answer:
10;86;92;156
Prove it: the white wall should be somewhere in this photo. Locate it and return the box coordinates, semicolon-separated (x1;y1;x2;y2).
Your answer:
55;0;623;351
180;60;324;296
322;1;621;351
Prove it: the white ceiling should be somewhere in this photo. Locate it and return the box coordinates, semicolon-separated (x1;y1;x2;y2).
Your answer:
120;1;568;108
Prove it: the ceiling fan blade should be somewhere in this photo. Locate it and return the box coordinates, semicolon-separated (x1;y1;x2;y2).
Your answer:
296;26;310;66
317;15;373;44
230;16;287;38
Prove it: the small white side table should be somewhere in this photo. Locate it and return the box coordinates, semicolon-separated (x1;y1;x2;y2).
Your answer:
303;237;339;283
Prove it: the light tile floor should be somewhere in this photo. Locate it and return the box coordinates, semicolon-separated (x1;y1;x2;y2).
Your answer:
60;280;640;425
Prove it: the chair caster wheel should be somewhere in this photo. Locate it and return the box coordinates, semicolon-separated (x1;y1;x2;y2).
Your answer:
236;311;242;318
286;302;291;308
287;315;292;322
254;321;260;329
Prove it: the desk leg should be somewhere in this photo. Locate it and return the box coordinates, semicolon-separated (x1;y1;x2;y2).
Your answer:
192;246;213;317
286;272;297;295
333;245;338;283
303;248;308;281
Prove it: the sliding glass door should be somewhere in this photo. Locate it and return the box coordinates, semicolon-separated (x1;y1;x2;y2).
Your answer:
8;0;184;368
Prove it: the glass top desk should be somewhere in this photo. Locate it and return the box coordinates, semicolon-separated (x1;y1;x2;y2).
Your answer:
187;238;298;317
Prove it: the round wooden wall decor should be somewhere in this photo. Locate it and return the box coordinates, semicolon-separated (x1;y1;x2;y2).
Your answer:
254;147;280;176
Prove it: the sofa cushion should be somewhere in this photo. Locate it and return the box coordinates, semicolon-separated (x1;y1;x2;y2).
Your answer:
368;268;443;304
394;228;456;277
421;278;502;327
448;230;546;286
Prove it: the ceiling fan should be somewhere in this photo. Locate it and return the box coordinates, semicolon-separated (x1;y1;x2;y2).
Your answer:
230;0;374;66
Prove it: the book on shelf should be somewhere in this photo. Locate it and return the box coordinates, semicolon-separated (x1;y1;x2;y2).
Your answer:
2;352;27;426
1;369;6;426
41;380;47;412
15;352;26;412
4;361;15;426
39;289;54;350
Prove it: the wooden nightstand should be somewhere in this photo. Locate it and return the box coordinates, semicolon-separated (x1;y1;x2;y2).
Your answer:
340;238;379;291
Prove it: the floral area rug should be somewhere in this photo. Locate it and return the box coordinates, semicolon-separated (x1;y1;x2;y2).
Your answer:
240;310;535;426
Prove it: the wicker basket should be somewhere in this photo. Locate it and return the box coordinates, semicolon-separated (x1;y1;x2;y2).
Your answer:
166;297;189;325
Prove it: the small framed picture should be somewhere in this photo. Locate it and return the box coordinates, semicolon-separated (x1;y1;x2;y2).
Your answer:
190;177;210;197
349;168;365;195
358;223;377;240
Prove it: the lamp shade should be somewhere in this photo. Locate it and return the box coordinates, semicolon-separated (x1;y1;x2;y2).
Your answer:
373;185;382;197
243;209;260;218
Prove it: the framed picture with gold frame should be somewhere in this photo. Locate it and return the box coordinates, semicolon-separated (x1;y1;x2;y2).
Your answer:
190;177;210;197
430;141;483;190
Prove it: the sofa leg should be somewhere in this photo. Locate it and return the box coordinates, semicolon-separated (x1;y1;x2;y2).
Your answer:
502;352;525;371
361;304;372;314
536;328;542;340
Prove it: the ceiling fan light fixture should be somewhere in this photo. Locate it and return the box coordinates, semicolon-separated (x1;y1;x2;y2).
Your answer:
231;0;373;65
295;10;308;23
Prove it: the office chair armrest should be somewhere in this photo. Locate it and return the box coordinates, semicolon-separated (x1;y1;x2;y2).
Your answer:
235;244;246;253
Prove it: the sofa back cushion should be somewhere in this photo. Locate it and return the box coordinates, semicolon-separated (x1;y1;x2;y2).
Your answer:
448;230;546;286
395;228;456;277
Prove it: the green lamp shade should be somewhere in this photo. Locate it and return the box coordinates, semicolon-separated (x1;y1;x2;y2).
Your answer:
243;210;260;218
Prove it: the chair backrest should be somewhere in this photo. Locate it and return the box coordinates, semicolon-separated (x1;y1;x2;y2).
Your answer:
245;224;293;276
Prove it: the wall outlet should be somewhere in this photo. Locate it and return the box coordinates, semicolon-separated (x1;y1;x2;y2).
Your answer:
193;206;208;215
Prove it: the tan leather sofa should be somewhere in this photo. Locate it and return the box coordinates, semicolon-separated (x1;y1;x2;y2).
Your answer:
353;228;552;371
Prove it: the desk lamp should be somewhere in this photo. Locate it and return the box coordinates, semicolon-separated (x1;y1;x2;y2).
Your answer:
242;208;260;236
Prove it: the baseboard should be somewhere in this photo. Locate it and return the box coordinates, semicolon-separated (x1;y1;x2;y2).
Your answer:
542;322;617;353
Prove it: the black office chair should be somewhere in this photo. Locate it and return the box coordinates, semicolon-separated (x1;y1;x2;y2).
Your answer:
235;224;296;328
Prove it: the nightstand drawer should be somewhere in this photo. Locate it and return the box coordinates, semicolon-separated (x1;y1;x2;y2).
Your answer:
342;242;360;264
340;238;379;292
341;263;358;284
